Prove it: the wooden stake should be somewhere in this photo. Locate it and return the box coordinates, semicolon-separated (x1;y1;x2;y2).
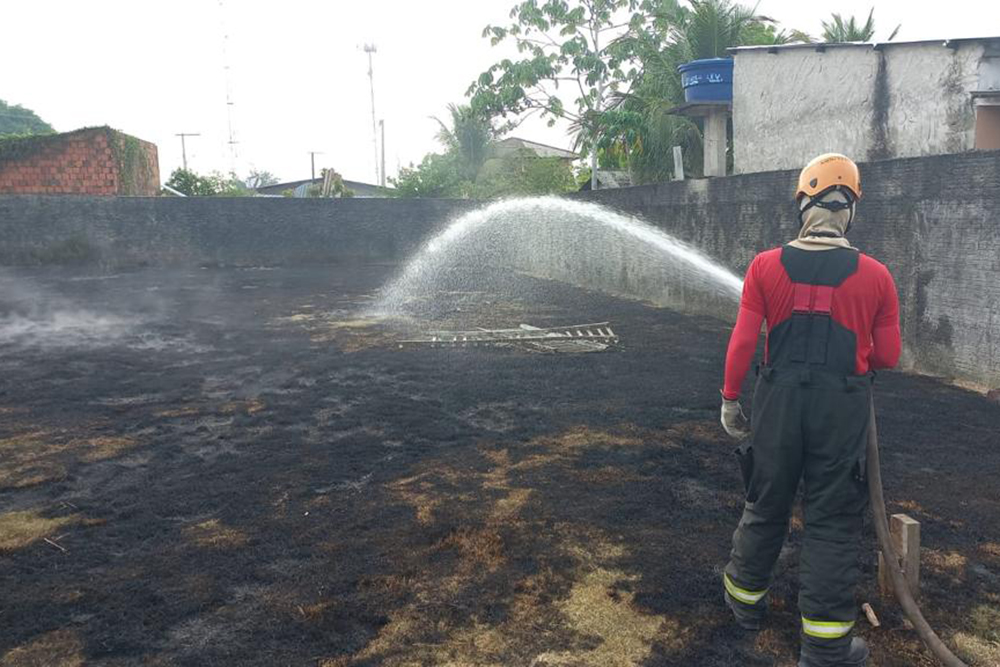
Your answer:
879;513;921;598
862;602;881;628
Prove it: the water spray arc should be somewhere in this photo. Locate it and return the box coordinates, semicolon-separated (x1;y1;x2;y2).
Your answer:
375;197;743;317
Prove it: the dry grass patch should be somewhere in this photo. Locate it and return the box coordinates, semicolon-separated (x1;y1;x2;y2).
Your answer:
571;465;651;485
491;487;532;521
978;542;1000;564
277;311;395;352
154;406;202;418
436;527;506;573
532;567;673;666
389;474;442;526
924;549;968;582
953;632;1000;666
0;510;76;553
221;399;266;415
0;430;66;489
538;426;643;452
0;430;140;489
78;436;137;463
0;629;85;667
968;604;1000;644
184;519;249;549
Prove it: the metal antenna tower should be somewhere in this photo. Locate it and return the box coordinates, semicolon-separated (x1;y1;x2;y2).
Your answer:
363;43;379;185
219;0;239;174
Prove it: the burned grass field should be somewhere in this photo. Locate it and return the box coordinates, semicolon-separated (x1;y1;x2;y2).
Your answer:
1;266;999;666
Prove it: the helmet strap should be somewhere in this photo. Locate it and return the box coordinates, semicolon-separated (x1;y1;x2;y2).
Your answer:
798;186;857;232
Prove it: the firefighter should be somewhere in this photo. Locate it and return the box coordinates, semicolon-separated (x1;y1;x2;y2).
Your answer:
719;154;902;666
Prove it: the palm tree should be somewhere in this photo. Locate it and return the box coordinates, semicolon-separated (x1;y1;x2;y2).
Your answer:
604;0;793;182
433;104;493;181
683;0;771;59
821;8;901;43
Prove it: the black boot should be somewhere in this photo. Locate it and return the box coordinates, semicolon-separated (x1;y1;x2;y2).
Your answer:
798;637;869;667
724;591;765;631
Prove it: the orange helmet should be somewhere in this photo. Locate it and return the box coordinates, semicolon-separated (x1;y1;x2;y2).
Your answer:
795;153;862;202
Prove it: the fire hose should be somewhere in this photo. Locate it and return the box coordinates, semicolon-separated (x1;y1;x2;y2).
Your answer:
866;398;967;667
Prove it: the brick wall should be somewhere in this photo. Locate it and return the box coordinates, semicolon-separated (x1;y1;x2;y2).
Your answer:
0;127;159;196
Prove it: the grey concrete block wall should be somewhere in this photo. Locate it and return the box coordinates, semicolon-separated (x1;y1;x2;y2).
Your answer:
2;151;999;388
576;150;1000;389
0;196;476;268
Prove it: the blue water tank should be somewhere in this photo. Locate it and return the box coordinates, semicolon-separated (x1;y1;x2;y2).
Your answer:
678;58;734;103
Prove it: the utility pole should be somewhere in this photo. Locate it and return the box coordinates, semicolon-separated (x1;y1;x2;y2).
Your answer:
363;43;379;185
308;151;323;182
379;119;386;187
175;133;200;171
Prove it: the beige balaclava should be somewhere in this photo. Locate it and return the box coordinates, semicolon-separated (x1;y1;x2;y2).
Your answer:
787;189;855;252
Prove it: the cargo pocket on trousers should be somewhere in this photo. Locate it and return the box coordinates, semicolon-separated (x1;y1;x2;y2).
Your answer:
734;441;757;503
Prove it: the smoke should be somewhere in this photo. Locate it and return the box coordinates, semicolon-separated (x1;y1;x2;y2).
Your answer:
0;270;139;349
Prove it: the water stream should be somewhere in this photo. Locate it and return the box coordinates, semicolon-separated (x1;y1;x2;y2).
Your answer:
374;197;743;317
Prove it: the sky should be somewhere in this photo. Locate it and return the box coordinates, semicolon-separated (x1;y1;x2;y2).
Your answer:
2;0;997;186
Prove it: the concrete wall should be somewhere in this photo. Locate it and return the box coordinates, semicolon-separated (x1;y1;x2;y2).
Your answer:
577;151;1000;389
0;127;160;196
0;196;474;268
1;151;999;388
733;41;993;173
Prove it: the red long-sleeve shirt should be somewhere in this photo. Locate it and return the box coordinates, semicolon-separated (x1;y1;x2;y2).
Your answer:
722;247;901;400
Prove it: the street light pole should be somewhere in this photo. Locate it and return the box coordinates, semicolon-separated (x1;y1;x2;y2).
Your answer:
363;43;379;185
175;133;200;171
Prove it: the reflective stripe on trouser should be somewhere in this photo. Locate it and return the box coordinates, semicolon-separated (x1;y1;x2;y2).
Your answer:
724;572;767;605
724;371;871;645
802;617;855;639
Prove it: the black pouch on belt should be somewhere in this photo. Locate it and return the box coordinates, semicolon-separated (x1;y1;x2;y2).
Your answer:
734;441;756;502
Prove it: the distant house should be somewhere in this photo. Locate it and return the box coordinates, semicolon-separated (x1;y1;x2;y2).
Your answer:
490;137;579;162
730;37;1000;174
255;177;387;198
578;170;633;191
0;126;159;196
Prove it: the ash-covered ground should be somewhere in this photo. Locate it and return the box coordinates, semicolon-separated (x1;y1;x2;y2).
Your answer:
1;266;998;667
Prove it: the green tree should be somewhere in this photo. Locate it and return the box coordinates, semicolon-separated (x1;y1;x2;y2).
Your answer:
165;168;253;196
473;149;578;197
468;0;643;189
821;9;900;43
434;104;494;180
209;172;254;196
245;169;279;189
391;152;472;198
166;168;218;196
0;99;54;136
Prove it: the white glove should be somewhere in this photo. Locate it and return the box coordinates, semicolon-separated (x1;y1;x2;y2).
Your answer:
720;394;750;440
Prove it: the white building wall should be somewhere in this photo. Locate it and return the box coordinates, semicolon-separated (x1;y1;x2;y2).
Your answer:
883;43;982;159
733;42;987;174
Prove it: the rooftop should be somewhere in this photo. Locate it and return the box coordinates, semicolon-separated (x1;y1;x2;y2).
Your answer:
730;35;1000;54
493;136;580;160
